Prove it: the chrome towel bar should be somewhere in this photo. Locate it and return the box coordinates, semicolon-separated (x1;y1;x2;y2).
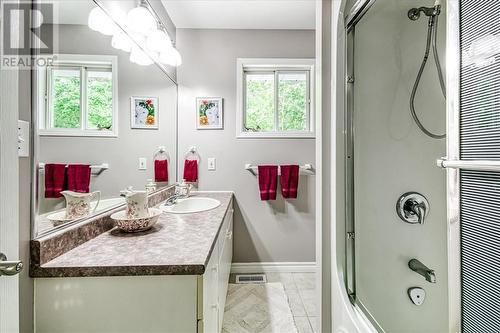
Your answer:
245;163;315;176
436;158;500;172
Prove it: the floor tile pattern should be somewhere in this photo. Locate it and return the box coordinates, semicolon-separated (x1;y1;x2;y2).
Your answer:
222;283;298;333
227;272;318;333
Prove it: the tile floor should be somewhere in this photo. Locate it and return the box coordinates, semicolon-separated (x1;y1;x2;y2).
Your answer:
229;272;318;333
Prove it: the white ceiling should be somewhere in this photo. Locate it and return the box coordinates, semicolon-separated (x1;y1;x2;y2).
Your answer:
42;0;95;25
161;0;316;30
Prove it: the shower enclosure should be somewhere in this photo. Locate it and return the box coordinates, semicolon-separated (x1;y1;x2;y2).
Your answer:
343;0;448;331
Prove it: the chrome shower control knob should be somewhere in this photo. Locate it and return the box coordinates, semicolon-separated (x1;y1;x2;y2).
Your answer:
396;192;429;224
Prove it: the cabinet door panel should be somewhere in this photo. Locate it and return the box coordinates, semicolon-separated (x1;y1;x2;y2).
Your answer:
203;241;219;333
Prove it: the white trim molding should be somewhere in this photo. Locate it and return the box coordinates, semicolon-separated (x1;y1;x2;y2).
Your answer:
231;262;318;274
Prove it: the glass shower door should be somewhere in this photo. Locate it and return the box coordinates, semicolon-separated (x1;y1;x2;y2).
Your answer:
345;0;448;332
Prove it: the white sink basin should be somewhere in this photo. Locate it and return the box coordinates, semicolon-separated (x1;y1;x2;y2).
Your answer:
161;197;221;214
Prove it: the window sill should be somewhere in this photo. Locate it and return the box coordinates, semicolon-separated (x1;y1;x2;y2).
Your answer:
237;132;316;139
38;130;118;138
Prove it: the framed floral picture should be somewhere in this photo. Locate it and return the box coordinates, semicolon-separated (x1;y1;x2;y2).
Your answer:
196;97;223;130
131;96;159;129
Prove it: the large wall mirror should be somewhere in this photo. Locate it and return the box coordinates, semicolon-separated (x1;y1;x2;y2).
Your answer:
33;0;178;237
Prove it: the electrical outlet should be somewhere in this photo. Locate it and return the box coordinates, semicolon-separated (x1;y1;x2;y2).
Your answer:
208;158;216;171
138;158;147;170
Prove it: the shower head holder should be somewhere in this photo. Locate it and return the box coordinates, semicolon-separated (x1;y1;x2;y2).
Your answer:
408;5;441;21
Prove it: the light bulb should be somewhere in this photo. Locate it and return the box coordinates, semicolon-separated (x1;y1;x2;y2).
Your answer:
146;29;172;53
127;6;156;34
130;46;154;66
159;47;182;67
111;32;134;52
88;7;118;36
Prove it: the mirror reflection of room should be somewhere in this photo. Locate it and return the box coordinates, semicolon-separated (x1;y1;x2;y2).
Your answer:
34;0;177;236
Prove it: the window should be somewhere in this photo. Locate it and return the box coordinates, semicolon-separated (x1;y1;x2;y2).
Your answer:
237;58;315;138
39;54;118;137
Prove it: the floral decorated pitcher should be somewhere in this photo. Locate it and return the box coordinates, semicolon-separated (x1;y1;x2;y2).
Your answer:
61;190;101;219
125;191;149;218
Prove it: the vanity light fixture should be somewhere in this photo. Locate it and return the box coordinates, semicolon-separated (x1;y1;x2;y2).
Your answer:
89;1;182;67
127;2;157;35
88;7;119;36
130;46;155;66
111;31;134;52
146;28;172;53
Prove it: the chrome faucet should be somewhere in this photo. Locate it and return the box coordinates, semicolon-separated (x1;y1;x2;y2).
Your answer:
409;259;436;283
164;193;182;206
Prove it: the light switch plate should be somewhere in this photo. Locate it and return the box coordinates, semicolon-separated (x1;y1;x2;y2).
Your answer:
18;120;30;157
208;158;216;171
138;158;147;170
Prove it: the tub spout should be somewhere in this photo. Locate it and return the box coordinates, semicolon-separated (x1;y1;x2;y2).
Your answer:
409;259;436;283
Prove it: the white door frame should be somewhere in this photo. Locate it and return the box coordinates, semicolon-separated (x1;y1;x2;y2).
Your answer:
0;0;21;331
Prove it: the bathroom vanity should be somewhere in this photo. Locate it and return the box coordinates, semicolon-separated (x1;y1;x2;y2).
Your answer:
31;191;233;333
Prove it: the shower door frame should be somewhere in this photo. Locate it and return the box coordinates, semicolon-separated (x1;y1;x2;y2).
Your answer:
446;1;461;332
343;0;377;306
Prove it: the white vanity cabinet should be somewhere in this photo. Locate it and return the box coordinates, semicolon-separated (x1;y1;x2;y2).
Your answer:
202;206;233;332
34;204;233;333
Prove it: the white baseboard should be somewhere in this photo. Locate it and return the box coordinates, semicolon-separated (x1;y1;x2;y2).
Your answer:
231;262;318;274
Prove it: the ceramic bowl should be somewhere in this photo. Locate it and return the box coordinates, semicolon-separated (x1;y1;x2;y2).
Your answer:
46;211;75;226
111;208;162;233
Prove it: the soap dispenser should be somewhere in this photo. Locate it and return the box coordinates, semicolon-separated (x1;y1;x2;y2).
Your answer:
145;179;157;193
176;179;192;198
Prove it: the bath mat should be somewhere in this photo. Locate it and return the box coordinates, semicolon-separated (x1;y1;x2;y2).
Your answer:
222;282;298;333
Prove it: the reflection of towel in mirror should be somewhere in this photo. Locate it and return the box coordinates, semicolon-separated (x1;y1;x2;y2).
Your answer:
44;164;66;198
155;159;169;182
67;164;91;193
183;160;198;182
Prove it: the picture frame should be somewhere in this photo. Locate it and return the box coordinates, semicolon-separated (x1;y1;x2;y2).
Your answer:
130;96;159;129
196;97;223;130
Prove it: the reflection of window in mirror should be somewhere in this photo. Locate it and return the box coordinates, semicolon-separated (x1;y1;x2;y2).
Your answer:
38;54;118;137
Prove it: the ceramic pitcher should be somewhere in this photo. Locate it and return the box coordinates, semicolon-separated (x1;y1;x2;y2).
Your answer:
125;191;149;218
61;190;101;219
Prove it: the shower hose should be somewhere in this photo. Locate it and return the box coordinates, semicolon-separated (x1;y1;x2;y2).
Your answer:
410;14;446;139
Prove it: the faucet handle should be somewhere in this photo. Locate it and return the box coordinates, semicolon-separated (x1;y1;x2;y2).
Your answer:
396;192;429;224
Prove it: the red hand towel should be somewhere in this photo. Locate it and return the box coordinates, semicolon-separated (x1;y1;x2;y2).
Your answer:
258;165;278;201
67;164;91;193
280;165;300;199
154;160;169;182
183;160;198;182
44;164;66;198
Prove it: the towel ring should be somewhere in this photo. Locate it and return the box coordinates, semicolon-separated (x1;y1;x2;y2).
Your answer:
154;146;170;164
184;146;201;163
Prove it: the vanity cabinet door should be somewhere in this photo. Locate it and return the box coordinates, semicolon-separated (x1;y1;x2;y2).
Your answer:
203;241;219;333
217;209;233;330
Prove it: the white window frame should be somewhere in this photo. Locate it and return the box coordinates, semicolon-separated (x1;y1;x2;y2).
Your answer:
38;54;119;137
236;58;315;139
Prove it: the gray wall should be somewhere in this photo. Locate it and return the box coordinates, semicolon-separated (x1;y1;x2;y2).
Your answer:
38;24;177;216
177;29;316;263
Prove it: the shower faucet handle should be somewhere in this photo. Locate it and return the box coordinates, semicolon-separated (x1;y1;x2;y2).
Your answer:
396;192;429;225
